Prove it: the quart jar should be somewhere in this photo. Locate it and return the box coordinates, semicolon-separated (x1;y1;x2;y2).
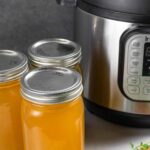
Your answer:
28;38;82;73
0;50;28;150
21;67;84;150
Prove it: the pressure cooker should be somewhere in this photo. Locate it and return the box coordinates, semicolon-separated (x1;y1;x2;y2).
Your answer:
57;0;150;127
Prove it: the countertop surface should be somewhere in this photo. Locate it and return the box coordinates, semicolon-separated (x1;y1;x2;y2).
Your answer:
85;111;150;150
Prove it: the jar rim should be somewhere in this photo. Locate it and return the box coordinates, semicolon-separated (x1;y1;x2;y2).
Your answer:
28;38;82;67
21;67;83;105
0;50;28;83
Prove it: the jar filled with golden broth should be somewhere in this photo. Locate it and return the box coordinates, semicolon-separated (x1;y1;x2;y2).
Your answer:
28;38;82;73
0;50;28;150
21;67;84;150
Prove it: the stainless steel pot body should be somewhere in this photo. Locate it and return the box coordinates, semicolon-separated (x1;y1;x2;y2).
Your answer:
75;8;150;115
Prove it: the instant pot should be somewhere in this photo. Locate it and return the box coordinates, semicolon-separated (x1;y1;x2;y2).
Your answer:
57;0;150;127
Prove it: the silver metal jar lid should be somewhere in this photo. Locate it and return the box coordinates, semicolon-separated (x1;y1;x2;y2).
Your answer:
28;38;82;67
0;50;28;82
21;67;83;104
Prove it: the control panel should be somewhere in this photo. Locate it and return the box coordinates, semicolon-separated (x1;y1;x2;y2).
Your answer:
123;34;150;101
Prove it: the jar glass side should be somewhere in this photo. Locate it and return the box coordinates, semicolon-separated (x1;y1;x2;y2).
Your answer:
0;80;24;150
21;96;84;150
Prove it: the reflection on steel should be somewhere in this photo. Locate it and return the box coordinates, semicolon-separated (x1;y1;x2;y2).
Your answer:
75;8;150;114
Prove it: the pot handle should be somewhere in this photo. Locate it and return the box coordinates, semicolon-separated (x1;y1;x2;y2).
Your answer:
56;0;77;6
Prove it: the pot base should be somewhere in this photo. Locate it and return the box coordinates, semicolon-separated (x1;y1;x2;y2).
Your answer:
85;99;150;128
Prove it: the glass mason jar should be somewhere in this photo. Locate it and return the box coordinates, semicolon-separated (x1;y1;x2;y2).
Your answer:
28;38;82;73
0;50;28;150
21;67;84;150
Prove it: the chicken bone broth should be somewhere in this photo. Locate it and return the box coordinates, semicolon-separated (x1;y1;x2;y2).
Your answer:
21;67;84;150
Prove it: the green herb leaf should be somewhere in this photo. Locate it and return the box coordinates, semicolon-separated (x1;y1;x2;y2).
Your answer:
130;142;150;150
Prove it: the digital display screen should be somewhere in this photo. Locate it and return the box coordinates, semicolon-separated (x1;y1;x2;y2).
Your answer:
143;43;150;76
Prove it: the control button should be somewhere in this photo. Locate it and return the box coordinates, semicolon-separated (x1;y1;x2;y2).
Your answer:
129;60;140;67
143;78;150;85
131;40;141;48
128;86;140;94
128;77;140;85
130;50;141;57
128;67;141;75
143;87;150;95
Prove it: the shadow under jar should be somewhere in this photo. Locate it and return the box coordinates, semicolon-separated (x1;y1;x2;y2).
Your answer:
28;38;82;73
0;50;28;150
21;67;84;150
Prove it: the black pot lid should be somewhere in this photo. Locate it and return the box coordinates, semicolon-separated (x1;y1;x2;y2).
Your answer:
78;0;150;23
80;0;150;15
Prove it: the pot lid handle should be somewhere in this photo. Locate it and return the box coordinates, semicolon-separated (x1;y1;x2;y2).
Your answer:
56;0;77;6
